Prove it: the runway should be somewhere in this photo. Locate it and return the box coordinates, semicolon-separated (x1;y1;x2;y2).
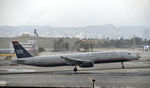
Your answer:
0;50;150;87
1;61;150;88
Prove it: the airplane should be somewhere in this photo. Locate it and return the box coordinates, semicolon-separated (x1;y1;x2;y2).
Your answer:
11;41;141;72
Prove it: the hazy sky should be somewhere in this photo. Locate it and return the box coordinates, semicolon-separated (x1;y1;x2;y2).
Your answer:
0;0;149;27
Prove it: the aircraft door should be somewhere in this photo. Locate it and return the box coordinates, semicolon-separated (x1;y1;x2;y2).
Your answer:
119;52;126;60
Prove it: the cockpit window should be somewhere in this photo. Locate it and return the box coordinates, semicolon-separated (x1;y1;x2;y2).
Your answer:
128;53;131;55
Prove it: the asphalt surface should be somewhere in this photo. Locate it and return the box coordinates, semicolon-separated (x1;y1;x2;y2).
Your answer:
0;50;150;88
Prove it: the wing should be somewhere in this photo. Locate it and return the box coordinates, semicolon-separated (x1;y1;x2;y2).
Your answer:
60;56;89;65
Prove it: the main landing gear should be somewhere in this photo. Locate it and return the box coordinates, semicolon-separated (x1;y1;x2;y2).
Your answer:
121;61;125;69
74;65;78;72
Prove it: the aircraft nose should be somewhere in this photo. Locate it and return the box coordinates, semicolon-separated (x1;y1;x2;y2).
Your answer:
137;55;141;59
135;54;141;60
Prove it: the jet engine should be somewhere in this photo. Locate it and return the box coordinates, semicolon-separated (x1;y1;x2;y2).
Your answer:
79;61;94;67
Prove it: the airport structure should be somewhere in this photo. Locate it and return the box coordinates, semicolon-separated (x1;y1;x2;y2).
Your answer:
0;33;150;52
0;33;80;51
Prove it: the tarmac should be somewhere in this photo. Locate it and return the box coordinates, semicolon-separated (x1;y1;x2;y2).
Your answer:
0;50;150;88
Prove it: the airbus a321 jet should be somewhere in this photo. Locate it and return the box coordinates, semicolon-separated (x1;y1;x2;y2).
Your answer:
11;41;141;72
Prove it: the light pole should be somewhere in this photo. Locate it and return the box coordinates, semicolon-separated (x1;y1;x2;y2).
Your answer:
92;79;95;88
34;29;38;56
132;35;136;50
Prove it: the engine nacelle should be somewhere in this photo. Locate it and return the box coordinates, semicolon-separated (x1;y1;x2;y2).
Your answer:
79;61;94;67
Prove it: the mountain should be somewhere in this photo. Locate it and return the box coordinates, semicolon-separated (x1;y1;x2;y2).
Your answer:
0;24;149;39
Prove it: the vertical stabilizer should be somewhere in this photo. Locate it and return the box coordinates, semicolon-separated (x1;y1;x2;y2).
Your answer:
12;41;32;58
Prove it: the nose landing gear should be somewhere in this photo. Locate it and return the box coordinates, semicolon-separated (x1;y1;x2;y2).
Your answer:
74;67;77;72
121;61;125;69
73;65;78;72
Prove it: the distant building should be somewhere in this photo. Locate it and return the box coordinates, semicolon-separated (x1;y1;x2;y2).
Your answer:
0;36;80;51
144;45;149;52
10;40;35;50
21;33;31;37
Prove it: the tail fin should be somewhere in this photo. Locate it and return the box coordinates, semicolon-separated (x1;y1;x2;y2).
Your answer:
12;41;32;58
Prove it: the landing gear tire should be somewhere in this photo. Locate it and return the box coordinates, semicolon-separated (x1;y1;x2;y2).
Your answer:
122;65;125;69
121;61;125;69
74;67;77;72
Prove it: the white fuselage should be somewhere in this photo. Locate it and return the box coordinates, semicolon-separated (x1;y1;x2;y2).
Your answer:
12;51;139;67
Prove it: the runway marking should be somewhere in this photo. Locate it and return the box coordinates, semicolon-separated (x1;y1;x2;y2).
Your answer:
0;69;36;72
61;85;65;88
0;81;7;87
88;76;93;82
